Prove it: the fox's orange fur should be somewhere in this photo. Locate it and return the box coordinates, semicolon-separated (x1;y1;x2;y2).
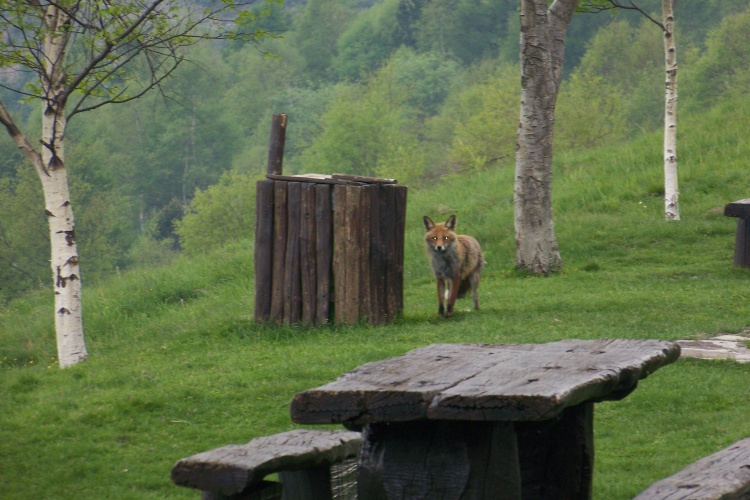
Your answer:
423;215;484;317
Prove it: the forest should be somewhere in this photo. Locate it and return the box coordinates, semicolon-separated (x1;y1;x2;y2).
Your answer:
1;0;749;302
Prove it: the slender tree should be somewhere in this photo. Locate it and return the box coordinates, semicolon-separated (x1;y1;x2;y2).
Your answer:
0;0;276;368
584;0;680;220
514;0;579;274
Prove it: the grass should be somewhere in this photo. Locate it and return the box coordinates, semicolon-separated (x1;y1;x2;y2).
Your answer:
3;96;750;498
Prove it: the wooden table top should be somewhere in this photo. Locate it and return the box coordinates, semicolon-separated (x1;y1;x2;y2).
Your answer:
291;339;680;425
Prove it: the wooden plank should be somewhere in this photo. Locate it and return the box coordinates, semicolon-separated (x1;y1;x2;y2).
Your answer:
315;184;332;325
375;185;391;324
333;185;347;324
332;173;397;184
390;185;407;321
724;199;750;218
254;180;274;323
171;429;361;497
358;186;372;322
343;186;362;324
634;438;750;500
284;182;302;324
381;185;398;322
368;185;385;325
299;183;317;324
290;339;681;425
269;181;288;324
267;174;362;186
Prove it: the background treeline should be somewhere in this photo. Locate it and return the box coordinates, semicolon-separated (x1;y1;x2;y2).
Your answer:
1;0;749;302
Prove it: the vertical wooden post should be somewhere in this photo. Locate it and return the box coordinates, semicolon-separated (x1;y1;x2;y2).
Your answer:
267;113;287;176
269;181;288;324
284;182;302;324
333;185;347;324
254;180;275;323
300;183;317;324
315;185;332;324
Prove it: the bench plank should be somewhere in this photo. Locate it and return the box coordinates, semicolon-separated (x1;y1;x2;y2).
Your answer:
724;200;750;219
171;429;361;497
634;438;750;500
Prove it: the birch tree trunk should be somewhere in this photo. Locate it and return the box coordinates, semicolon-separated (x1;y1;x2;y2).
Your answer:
40;5;88;367
514;0;578;274
662;0;679;220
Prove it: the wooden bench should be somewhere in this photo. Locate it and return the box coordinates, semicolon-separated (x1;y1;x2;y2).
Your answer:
171;429;361;499
724;200;750;267
634;437;750;499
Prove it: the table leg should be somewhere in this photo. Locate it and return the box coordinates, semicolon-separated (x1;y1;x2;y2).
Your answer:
516;402;594;500
357;420;522;500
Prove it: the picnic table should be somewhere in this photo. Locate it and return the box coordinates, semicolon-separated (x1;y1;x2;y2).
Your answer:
290;338;680;499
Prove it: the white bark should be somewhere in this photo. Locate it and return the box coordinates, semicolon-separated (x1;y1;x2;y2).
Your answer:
40;5;88;367
662;0;679;221
514;0;578;274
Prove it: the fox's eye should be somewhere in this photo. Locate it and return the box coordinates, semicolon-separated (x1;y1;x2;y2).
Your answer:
444;236;450;241
432;236;437;240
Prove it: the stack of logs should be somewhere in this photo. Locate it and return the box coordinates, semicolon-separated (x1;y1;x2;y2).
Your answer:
254;173;407;326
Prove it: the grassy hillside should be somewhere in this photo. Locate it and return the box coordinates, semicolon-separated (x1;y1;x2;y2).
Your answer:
2;97;750;498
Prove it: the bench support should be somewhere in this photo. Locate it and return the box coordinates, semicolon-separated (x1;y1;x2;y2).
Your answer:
724;200;750;268
356;403;594;500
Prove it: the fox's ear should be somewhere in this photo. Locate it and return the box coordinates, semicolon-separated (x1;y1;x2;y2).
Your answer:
445;214;457;230
423;216;435;231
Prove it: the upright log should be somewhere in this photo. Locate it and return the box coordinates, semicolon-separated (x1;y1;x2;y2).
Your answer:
300;183;317;324
269;181;288;323
333;185;347;324
254;180;275;323
315;184;332;324
266;114;286;176
284;182;302;324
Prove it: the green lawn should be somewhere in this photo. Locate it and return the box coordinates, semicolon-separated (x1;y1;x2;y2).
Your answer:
2;97;750;498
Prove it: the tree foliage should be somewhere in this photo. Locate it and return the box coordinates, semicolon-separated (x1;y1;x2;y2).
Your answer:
2;0;750;298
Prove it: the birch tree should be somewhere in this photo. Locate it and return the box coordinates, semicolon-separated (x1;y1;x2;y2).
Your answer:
585;0;680;219
0;0;275;368
514;0;579;274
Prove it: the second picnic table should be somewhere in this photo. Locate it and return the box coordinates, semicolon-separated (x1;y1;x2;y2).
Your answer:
290;338;681;499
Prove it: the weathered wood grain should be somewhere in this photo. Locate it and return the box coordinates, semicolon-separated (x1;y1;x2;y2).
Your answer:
254;180;274;323
634;437;750;500
290;339;681;425
171;429;361;497
343;186;362;324
315;184;332;325
269;181;287;323
299;183;317;324
333;185;347;324
266;114;286;176
283;182;301;324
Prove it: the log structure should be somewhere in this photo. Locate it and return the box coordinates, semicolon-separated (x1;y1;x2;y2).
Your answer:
255;176;406;326
254;115;407;326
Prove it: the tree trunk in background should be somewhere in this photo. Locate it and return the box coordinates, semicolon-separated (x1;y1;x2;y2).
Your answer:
514;0;578;274
663;0;679;221
41;5;87;367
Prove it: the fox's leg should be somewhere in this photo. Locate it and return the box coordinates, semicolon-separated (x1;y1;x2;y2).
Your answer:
436;279;446;316
445;276;462;317
470;273;480;310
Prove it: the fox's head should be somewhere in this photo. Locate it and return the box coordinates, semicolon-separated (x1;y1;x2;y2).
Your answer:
423;215;457;253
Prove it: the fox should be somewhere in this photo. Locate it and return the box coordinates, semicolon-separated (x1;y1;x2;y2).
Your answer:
423;214;484;318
